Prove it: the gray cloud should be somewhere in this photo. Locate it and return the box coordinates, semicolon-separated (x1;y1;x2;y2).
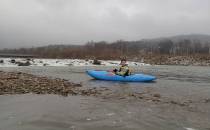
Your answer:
0;0;210;48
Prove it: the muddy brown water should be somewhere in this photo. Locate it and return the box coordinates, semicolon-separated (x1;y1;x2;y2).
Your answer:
0;65;210;130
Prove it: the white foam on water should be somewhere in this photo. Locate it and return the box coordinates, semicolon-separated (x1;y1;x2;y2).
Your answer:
184;127;197;130
86;118;92;121
0;58;150;67
106;113;115;116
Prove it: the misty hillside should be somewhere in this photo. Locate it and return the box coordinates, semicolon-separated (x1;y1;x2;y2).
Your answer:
142;34;210;44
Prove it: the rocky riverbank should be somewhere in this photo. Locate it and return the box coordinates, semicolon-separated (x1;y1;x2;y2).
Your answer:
0;71;104;96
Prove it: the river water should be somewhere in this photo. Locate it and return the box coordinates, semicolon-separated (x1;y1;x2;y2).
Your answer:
0;65;210;130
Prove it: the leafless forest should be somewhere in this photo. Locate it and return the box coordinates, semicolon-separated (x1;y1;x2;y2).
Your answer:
1;39;210;60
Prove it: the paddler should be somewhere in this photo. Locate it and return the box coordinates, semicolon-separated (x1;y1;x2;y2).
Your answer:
113;59;131;76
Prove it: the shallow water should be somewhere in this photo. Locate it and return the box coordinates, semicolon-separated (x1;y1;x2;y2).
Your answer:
0;65;210;130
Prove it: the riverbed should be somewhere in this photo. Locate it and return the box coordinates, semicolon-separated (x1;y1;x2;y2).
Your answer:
0;65;210;130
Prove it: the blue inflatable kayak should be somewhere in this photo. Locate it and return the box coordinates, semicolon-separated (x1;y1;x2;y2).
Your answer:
87;70;156;82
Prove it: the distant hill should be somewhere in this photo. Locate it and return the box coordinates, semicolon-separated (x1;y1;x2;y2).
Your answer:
142;34;210;44
170;34;210;44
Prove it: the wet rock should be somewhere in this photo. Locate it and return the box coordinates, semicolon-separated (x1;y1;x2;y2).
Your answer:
17;61;31;66
170;100;178;104
169;100;190;106
43;63;49;66
138;95;144;99
93;59;101;65
179;102;189;106
0;60;3;63
10;59;16;63
0;81;3;85
151;98;161;102
203;98;210;103
153;93;161;98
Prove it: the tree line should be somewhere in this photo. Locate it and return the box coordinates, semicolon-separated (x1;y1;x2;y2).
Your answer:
1;39;210;59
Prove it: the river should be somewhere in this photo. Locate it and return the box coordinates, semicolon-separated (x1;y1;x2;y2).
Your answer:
0;65;210;130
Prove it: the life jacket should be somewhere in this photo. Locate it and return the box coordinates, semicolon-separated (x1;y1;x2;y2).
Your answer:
118;65;131;76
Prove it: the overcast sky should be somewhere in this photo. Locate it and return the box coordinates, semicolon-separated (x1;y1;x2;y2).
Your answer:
0;0;210;48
